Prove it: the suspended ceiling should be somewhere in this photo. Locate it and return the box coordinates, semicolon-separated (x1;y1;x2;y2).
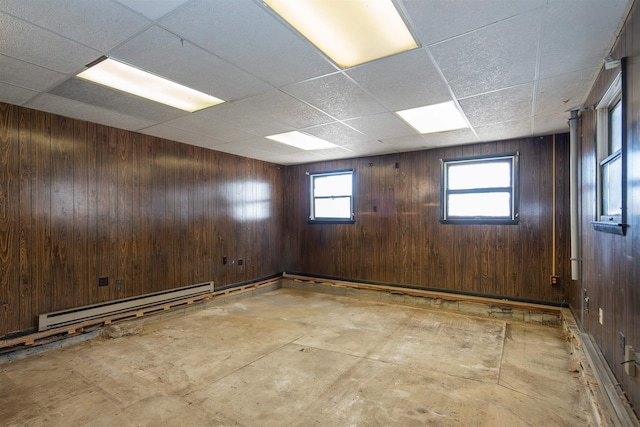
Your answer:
0;0;632;165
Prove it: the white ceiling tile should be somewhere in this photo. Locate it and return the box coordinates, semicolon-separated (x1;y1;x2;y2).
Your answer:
421;128;480;148
539;0;630;79
309;147;359;161
346;48;451;111
379;134;430;151
532;113;570;136
344;113;417;141
475;119;533;142
231;137;301;154
26;93;156;131
0;82;38;106
140;123;227;149
0;12;100;73
111;26;271;101
115;0;190;20
284;73;387;120
430;10;541;98
204;100;292;137
211;140;302;163
0;54;67;91
302;122;369;146
536;68;598;115
230;90;334;129
262;150;323;165
0;0;630;164
403;0;546;46
0;0;150;52
340;141;391;157
459;84;534;128
163;114;255;143
159;0;336;87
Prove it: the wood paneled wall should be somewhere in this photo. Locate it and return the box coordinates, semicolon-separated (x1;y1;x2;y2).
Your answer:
0;103;284;336
283;135;571;304
576;0;640;413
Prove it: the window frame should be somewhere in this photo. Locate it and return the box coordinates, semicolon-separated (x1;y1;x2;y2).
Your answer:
308;169;355;224
440;152;520;225
592;58;627;235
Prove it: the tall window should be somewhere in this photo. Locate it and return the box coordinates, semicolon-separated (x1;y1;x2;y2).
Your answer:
594;69;625;234
308;170;354;223
441;153;519;224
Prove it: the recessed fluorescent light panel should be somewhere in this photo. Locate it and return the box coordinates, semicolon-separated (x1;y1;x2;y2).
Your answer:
77;57;224;112
396;101;469;134
264;0;418;68
266;131;337;150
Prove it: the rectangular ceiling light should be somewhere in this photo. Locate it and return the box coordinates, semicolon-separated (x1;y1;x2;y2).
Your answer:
264;0;418;68
77;57;224;112
266;131;337;150
396;101;469;134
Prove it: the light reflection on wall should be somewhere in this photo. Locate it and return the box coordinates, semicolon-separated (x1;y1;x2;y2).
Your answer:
221;181;271;222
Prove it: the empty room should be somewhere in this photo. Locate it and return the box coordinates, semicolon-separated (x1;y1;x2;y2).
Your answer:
1;0;639;425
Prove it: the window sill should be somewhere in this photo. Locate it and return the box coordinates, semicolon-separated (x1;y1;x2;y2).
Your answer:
591;221;627;235
440;219;519;225
308;219;355;225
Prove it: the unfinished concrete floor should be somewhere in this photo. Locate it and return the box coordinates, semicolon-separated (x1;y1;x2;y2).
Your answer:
1;287;595;426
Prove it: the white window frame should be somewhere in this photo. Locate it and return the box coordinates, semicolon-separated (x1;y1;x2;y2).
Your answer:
308;169;355;224
440;152;520;225
593;63;626;235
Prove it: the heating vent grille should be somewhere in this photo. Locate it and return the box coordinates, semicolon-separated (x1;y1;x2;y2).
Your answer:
38;282;214;332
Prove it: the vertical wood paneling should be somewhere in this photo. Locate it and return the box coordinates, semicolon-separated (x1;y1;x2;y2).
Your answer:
0;103;19;333
18;107;33;328
574;0;639;412
284;136;571;304
96;125;118;303
85;122;98;305
0;102;284;336
50;116;74;312
73;120;89;308
32;111;52;317
136;134;152;298
117;128;133;298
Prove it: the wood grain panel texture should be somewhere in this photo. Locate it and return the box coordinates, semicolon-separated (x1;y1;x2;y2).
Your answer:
576;0;640;412
284;135;571;306
0;103;284;337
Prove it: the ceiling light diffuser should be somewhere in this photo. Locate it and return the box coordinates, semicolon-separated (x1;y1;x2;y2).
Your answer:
77;57;224;112
264;0;418;68
396;101;469;134
266;131;337;150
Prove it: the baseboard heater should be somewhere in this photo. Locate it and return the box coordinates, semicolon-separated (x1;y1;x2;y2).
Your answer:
38;282;214;332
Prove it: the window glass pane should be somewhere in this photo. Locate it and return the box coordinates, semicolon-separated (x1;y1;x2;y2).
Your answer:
602;156;622;217
609;99;622;153
448;161;511;190
314;174;352;197
315;197;351;218
448;192;511;217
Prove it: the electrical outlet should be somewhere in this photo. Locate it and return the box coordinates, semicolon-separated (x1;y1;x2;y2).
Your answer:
115;279;123;292
98;277;109;287
237;259;243;266
550;275;559;286
223;256;227;265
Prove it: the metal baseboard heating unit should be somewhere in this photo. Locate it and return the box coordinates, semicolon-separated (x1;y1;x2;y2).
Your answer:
38;282;214;332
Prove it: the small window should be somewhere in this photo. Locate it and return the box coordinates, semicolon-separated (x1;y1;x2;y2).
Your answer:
441;153;519;224
308;170;354;223
593;66;626;235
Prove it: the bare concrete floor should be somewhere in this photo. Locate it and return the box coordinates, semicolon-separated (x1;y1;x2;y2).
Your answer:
1;288;595;426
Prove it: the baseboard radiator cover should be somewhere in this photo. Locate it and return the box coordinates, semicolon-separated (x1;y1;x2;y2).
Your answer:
38;282;214;332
